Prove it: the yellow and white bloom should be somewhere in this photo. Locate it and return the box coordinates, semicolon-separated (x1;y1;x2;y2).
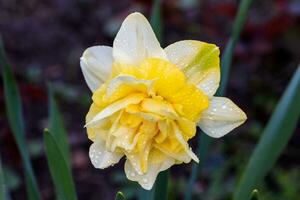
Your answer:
80;12;246;190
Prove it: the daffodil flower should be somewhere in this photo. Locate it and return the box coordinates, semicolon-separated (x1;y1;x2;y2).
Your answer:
80;12;247;190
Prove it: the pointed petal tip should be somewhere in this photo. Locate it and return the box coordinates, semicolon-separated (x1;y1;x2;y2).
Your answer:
126;12;146;19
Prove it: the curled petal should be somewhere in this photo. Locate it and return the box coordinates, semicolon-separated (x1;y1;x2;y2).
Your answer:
80;46;113;91
140;98;178;119
172;123;199;162
198;97;247;138
89;139;123;169
113;12;167;66
105;75;154;100
165;40;220;96
124;158;175;190
85;94;145;127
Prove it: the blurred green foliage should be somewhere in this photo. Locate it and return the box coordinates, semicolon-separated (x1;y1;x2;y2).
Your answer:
1;38;41;200
0;156;6;200
0;0;299;199
234;65;300;200
115;191;126;200
44;129;77;200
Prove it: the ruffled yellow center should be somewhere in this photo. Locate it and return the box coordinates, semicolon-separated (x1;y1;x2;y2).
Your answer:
86;58;209;173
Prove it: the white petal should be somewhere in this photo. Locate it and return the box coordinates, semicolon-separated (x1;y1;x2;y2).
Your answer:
124;158;175;190
85;94;145;127
105;75;154;98
113;12;167;66
164;40;220;96
172;122;199;162
89;139;123;169
198;97;247;138
80;46;113;91
196;70;220;97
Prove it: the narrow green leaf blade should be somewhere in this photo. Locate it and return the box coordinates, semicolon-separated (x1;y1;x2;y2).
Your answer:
184;133;211;200
150;0;163;43
0;156;7;200
0;38;40;200
218;0;254;95
154;170;169;200
44;129;77;200
115;191;126;200
233;65;300;200
184;1;253;199
48;84;71;168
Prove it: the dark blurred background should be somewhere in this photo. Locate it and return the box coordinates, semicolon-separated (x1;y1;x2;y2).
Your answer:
0;0;299;199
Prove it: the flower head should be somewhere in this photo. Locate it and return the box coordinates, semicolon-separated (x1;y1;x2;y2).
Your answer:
80;12;246;190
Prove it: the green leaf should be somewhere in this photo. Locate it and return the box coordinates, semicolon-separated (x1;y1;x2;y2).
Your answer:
184;0;253;199
139;171;169;200
184;133;212;200
150;0;163;43
0;37;41;200
3;166;21;191
0;156;6;200
44;129;77;200
233;65;300;200
218;0;254;95
139;188;154;200
48;84;71;168
115;191;126;200
250;189;259;200
154;170;169;200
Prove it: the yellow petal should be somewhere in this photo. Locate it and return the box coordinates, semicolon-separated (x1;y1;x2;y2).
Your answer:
176;118;196;140
86;93;145;127
165;40;220;96
125;104;163;122
120;112;143;128
140;98;178;119
86;103;113;141
155;120;170;143
168;83;209;122
139;58;186;99
172;122;199;162
198;97;247;138
92;75;151;107
110;125;140;151
154;141;191;163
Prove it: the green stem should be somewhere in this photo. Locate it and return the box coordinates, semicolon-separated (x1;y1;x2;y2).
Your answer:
184;0;254;199
0;156;7;200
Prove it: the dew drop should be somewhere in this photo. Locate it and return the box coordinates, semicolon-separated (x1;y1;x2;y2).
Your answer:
142;178;148;183
130;172;136;177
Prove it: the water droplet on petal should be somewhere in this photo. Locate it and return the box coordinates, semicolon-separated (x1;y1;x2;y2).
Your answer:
130;172;136;177
142;178;148;183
